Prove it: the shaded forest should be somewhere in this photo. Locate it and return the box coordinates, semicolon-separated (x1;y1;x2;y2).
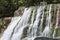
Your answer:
0;0;60;18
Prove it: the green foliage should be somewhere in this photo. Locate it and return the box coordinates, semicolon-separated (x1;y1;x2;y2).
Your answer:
0;0;60;18
0;0;19;17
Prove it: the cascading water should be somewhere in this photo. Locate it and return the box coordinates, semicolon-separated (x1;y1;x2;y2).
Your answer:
0;16;21;40
28;5;46;37
41;4;52;37
0;3;59;40
53;7;59;38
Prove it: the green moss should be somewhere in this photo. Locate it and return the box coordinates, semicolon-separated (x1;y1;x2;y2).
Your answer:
56;28;60;36
22;26;29;39
51;4;55;22
28;8;37;24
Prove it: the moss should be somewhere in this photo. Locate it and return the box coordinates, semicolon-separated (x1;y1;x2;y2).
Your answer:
56;28;60;36
22;26;29;39
28;11;32;24
28;8;37;24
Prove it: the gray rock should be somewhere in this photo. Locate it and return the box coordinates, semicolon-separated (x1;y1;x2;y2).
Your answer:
34;37;58;40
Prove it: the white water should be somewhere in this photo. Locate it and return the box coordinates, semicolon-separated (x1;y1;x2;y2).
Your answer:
0;4;58;40
11;24;29;40
28;5;46;38
41;4;52;37
0;16;21;40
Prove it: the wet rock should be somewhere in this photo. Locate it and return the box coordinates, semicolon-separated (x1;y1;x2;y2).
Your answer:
3;17;11;26
14;7;25;16
0;17;11;37
34;37;59;40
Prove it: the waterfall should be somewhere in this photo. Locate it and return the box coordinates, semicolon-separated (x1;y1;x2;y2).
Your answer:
0;4;57;40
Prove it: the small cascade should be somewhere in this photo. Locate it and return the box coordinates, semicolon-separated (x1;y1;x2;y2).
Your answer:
53;7;59;38
0;16;21;40
41;4;52;37
10;8;32;40
11;24;29;40
27;5;46;38
0;3;59;40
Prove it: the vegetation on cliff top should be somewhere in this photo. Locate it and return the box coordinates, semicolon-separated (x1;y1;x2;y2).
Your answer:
0;0;60;18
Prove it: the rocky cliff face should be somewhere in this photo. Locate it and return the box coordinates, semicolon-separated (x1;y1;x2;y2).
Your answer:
0;17;11;37
14;7;25;16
